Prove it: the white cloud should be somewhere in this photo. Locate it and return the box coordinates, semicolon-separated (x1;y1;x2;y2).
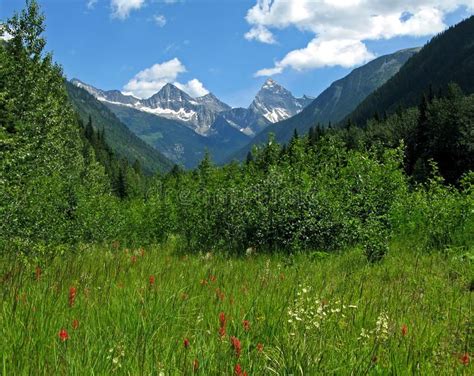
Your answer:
111;0;146;19
246;0;474;75
175;79;209;97
153;14;167;27
255;39;374;76
123;58;209;98
245;25;276;44
87;0;98;9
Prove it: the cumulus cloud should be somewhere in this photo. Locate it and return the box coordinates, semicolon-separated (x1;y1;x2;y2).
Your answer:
111;0;146;19
175;79;209;97
123;58;209;98
245;25;276;44
246;0;474;75
255;39;375;76
87;0;98;10
153;14;167;27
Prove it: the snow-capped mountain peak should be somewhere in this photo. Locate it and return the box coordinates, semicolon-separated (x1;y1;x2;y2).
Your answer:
249;79;313;123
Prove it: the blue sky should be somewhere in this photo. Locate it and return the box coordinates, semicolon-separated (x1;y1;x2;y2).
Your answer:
0;1;472;107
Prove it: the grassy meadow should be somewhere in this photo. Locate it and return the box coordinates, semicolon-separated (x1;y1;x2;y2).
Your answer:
1;241;472;375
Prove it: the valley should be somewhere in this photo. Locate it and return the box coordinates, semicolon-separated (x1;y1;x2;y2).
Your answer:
0;1;473;374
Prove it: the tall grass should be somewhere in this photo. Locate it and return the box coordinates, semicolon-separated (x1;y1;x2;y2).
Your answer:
1;241;472;374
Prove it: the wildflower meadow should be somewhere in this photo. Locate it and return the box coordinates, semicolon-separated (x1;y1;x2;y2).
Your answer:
1;241;472;374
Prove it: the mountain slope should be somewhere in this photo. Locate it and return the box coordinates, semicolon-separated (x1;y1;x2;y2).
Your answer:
66;82;173;174
104;103;250;168
212;107;270;137
229;47;420;161
348;16;474;125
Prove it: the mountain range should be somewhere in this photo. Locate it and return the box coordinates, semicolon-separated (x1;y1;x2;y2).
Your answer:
71;77;313;167
71;46;423;168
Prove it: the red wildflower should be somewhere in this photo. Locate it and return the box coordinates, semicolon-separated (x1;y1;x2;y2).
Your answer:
209;275;217;283
35;266;41;281
257;343;264;353
219;326;226;337
149;275;155;287
184;338;190;349
401;324;408;337
193;359;199;372
219;311;227;337
234;364;248;376
58;328;69;342
219;312;226;327
234;364;243;376
131;255;137;264
243;320;250;332
68;287;77;307
460;353;470;366
72;319;79;330
230;336;242;358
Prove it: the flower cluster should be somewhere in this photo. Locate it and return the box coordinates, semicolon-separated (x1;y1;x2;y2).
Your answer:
68;287;77;307
287;285;357;335
230;336;241;358
107;342;126;370
234;363;248;376
358;311;392;343
58;328;69;342
375;312;390;341
219;312;226;337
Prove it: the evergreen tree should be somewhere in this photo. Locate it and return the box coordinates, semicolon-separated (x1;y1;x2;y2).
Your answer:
245;150;254;165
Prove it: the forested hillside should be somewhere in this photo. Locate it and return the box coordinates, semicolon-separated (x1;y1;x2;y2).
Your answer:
348;16;474;125
67;82;172;175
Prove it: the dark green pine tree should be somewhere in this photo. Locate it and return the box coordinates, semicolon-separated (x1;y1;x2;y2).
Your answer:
245;150;254;165
84;115;94;141
114;167;128;199
410;94;431;180
308;127;315;146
